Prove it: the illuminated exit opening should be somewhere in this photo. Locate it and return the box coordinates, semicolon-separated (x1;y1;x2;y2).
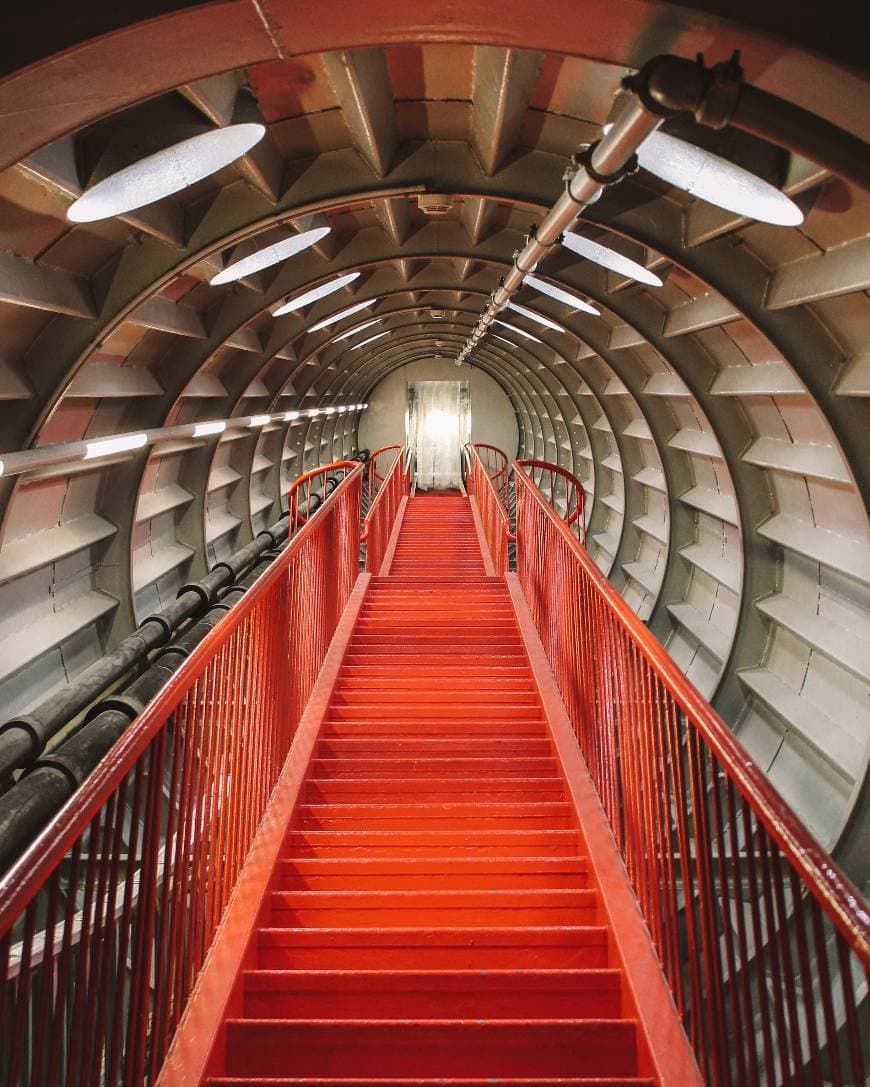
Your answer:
406;380;470;491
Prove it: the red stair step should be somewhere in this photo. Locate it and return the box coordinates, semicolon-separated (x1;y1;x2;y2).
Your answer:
242;968;623;1019
223;1020;638;1078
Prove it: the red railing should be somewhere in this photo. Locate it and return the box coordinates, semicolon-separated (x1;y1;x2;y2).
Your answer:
468;444;511;575
287;460;358;535
513;466;869;1087
362;445;410;574
515;458;586;545
366;444;403;512
472;442;511;509
0;465;365;1087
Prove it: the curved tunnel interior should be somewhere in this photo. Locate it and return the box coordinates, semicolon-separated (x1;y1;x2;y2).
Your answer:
0;2;867;890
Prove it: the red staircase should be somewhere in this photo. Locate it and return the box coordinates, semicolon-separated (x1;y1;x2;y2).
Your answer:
208;495;657;1086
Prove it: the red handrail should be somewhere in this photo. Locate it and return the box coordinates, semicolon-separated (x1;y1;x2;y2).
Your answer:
368;444;403;487
471;442;511;509
515;458;586;544
468;444;510;575
513;465;869;1086
362;445;410;574
0;465;365;1087
365;445;403;515
287;460;358;535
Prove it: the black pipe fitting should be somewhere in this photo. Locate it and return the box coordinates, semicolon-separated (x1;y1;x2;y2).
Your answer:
0;619;168;777
178;565;234;608
624;51;870;191
0;708;133;872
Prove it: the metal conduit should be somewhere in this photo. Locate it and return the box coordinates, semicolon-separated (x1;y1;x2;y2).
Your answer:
455;95;662;364
455;52;870;366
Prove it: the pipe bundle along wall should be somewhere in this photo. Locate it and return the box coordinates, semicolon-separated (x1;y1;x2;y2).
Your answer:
0;518;289;872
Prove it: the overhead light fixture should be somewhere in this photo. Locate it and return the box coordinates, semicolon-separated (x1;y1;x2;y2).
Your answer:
351;331;390;349
493;320;544;344
210;228;331;286
193;421;226;437
83;433;148;459
635;129;803;226
560;233;662;287
335;318;382;341
524;274;602;314
309;298;376;332
67;124;266;223
248;414;271;428
308;409;321;417
284;410;300;421
324;407;335;415
273;272;361;317
505;302;564;333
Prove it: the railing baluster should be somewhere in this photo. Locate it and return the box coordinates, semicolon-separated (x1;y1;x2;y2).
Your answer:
0;465;367;1087
510;465;869;1086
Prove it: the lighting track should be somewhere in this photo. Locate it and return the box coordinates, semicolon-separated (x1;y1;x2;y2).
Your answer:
0;405;368;480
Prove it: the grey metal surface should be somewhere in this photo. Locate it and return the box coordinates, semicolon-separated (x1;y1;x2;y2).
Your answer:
0;25;867;888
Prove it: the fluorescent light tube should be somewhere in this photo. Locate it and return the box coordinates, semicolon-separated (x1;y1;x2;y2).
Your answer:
636;130;804;226
83;433;148;459
560;234;663;286
273;272;361;317
335;318;382;341
351;330;390;349
524;273;603;313
211;227;331;286
493;319;544;343
68;125;266;223
506;300;566;332
193;421;227;437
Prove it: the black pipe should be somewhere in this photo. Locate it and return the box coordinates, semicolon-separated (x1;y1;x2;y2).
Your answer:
0;513;292;780
0;507;297;866
0;592;245;872
731;86;870;193
628;53;870;192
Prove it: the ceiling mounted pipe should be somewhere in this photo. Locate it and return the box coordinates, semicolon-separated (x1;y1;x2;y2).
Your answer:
454;94;663;365
631;52;870;192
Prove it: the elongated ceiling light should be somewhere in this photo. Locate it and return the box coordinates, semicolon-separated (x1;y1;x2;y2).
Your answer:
351;330;390;349
559;234;663;287
335;318;382;341
210;227;330;286
506;301;565;333
635;129;804;225
524;274;602;314
493;319;543;344
68;124;266;223
84;433;148;459
309;298;376;332
193;420;227;437
0;404;368;479
273;272;361;317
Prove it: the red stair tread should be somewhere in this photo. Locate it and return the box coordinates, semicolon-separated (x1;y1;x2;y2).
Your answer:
210;1080;654;1086
213;495;653;1085
223;1020;639;1078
